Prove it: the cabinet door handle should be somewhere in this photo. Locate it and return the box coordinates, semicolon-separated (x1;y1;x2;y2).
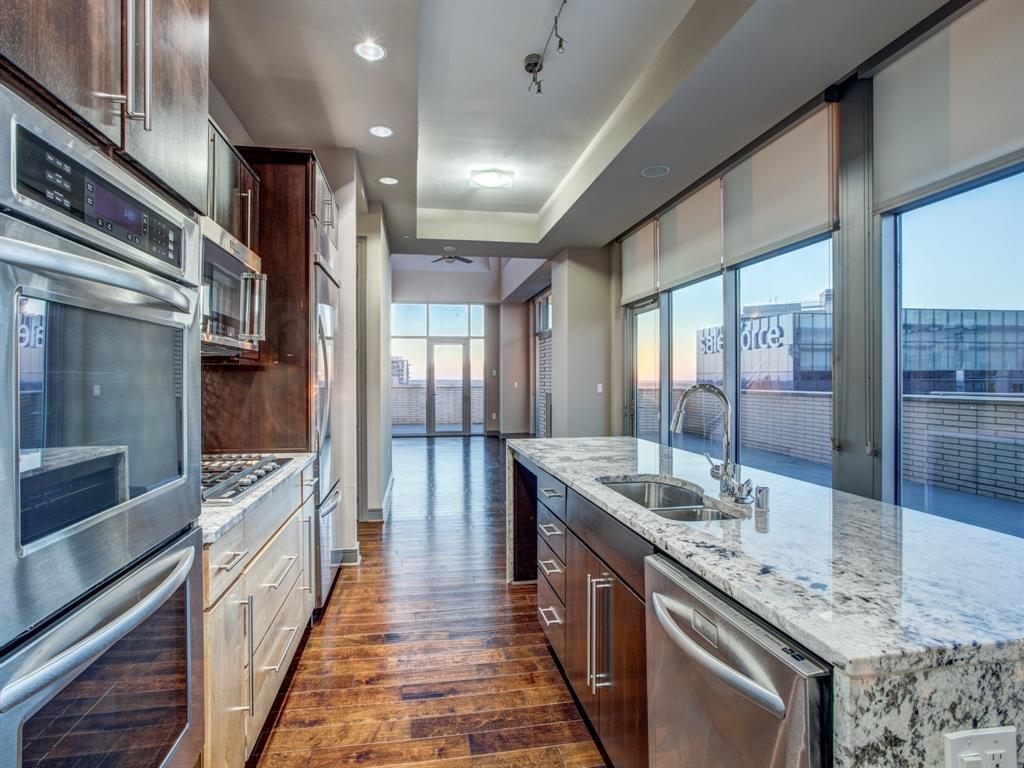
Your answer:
263;625;300;673
537;559;561;576
214;549;249;572
538;606;562;627
538;523;562;537
244;595;254;715
589;576;612;695
540;487;562;499
263;555;297;590
125;0;153;131
240;190;252;246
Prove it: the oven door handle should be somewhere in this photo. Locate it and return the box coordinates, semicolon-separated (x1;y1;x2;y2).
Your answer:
0;235;192;313
0;547;195;713
651;592;786;719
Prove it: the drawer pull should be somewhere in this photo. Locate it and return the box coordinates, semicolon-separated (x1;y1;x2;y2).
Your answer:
538;606;563;626
263;555;298;590
538;559;562;576
539;523;562;537
244;595;254;715
540;487;563;499
214;549;250;572
263;625;300;673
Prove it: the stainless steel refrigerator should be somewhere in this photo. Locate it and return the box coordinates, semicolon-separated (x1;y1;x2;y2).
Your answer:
313;249;341;611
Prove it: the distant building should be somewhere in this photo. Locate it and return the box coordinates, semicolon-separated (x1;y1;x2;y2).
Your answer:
391;356;410;385
695;293;1024;394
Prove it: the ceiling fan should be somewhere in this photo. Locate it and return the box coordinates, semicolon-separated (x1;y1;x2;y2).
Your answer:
432;253;473;264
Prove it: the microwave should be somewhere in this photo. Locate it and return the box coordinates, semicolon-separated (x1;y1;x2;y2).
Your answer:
200;217;266;354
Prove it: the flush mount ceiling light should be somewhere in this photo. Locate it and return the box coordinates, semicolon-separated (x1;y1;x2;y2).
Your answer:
442;245;457;253
641;165;671;179
379;176;399;185
369;125;393;138
470;169;515;188
354;40;387;62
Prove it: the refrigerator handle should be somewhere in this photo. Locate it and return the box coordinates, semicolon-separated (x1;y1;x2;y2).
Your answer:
316;314;330;451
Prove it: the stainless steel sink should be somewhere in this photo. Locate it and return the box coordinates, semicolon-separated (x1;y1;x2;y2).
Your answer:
602;480;704;510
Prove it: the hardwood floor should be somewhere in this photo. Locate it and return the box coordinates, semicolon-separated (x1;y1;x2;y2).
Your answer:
248;437;607;768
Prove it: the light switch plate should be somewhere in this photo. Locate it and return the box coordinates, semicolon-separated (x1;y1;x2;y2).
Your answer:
944;726;1017;768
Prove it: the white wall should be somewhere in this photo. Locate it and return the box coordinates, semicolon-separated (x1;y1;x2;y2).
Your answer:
499;303;531;435
551;247;614;437
485;305;501;434
208;81;253;145
358;205;393;514
391;261;502;304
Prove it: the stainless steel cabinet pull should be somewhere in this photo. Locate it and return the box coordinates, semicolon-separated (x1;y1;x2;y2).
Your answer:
538;606;562;627
231;596;254;713
651;592;786;718
0;547;193;713
263;555;297;590
592;579;612;692
125;0;153;130
539;487;562;499
214;549;249;572
239;273;267;342
240;190;253;245
537;559;562;576
538;523;562;537
264;626;300;673
245;594;254;715
586;574;593;689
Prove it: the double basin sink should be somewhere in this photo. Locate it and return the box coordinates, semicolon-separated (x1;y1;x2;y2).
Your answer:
600;477;739;522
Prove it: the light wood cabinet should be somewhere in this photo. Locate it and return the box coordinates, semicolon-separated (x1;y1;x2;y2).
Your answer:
203;462;314;767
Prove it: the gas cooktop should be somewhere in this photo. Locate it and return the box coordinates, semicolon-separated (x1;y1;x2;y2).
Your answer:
201;453;292;504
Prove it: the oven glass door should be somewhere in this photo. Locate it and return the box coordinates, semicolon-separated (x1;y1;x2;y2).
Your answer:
18;296;184;546
0;529;204;768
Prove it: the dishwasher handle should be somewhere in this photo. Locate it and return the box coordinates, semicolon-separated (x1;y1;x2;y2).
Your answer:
651;591;786;719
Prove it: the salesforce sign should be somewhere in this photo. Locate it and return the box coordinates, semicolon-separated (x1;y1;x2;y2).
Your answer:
696;314;795;384
698;322;785;355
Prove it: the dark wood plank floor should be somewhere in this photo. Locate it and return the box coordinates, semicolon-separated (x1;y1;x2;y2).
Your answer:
248;437;606;768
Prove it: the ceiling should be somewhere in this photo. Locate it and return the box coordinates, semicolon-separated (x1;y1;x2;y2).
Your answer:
210;0;949;269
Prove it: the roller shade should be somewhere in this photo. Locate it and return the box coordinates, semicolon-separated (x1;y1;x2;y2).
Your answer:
723;105;837;267
620;220;657;304
657;179;723;290
873;0;1024;212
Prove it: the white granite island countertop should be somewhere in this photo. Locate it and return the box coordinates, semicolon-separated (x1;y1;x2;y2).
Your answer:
507;436;1024;767
198;453;315;544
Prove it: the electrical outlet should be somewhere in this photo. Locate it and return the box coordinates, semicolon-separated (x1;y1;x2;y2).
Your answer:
944;726;1017;768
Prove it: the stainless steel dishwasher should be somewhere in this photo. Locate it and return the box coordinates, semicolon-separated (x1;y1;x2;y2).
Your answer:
645;555;831;767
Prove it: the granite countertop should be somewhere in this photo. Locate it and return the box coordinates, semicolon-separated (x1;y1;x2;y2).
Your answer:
198;453;316;544
507;436;1024;677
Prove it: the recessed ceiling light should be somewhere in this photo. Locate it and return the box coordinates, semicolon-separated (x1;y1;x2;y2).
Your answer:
354;40;387;62
442;245;457;253
379;177;399;185
470;168;515;188
641;165;671;179
369;125;393;138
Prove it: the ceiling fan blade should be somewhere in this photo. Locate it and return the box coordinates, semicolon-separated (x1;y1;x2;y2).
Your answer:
455;256;473;264
431;257;445;263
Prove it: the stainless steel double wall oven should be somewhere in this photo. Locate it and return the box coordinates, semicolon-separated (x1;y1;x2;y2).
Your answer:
0;83;204;767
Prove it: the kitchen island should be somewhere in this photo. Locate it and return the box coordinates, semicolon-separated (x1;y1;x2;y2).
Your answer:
507;437;1024;767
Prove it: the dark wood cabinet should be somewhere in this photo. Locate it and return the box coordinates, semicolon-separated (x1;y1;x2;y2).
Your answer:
0;0;209;212
0;0;123;145
207;122;260;250
520;467;651;768
119;0;209;212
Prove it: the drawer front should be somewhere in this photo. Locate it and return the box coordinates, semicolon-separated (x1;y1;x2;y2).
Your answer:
567;490;654;597
537;504;567;563
246;469;303;552
535;469;566;520
248;574;306;753
536;572;565;661
246;512;302;645
536;534;565;602
204;520;248;608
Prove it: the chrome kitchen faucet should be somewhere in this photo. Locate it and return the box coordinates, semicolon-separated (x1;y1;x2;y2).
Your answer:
669;383;754;504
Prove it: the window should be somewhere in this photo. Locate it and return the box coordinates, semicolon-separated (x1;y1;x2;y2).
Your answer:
534;291;553;437
391;304;487;436
634;304;661;443
669;275;723;455
736;239;833;487
896;171;1024;533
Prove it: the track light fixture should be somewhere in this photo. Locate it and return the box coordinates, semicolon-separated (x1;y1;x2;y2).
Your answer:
525;0;568;94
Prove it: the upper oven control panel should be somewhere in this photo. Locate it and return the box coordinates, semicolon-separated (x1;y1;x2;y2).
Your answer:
14;127;183;270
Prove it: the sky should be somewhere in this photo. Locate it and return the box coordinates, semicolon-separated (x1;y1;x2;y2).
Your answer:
392;304;484;381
